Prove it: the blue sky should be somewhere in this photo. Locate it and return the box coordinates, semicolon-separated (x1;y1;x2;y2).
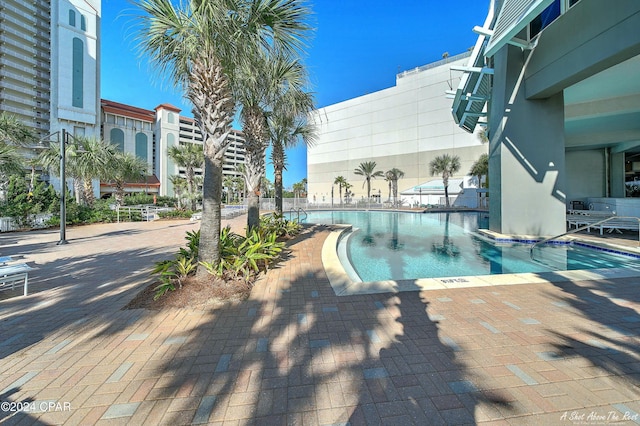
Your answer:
101;0;490;189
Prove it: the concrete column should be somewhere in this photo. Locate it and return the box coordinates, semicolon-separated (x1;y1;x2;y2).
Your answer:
489;46;566;236
609;152;626;198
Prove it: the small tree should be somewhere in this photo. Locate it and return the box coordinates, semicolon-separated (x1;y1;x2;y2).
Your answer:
167;143;203;211
354;161;384;200
333;176;347;206
469;153;489;188
107;152;149;206
429;154;461;207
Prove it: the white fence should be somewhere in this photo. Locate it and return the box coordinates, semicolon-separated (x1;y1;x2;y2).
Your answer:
0;213;54;232
115;205;175;222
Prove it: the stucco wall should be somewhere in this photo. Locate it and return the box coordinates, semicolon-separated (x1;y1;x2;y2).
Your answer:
307;56;487;202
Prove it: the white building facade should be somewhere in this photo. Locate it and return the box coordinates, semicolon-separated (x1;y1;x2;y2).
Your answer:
307;54;488;208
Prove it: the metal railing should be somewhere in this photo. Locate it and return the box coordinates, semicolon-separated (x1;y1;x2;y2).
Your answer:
289;207;308;223
530;216;640;259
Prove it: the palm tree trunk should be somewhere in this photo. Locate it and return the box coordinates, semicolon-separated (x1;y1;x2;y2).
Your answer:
245;149;262;232
443;174;450;207
274;167;284;215
272;142;285;215
197;155;223;280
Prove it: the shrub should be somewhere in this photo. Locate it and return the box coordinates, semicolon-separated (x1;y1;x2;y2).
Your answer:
260;213;302;238
158;209;193;219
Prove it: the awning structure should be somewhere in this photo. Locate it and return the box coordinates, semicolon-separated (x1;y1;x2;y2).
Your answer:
484;0;554;58
449;1;497;134
400;178;464;195
100;174;161;193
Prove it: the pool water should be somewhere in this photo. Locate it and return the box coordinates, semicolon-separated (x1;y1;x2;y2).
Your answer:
293;211;640;282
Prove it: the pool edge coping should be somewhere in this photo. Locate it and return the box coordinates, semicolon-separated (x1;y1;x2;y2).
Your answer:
321;227;640;297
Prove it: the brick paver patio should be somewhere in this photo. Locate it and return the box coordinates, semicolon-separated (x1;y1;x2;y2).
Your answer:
0;217;638;425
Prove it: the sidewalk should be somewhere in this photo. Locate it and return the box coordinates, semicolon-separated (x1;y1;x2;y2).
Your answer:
0;216;638;425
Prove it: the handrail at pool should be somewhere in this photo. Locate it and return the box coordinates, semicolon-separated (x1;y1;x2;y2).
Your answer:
288;207;308;223
530;216;640;259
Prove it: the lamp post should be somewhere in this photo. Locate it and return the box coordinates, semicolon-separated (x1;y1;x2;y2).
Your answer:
38;129;76;245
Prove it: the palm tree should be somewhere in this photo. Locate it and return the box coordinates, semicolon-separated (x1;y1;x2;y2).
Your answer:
135;0;312;278
107;152;149;206
222;175;235;203
469;153;489;188
75;137;115;207
237;52;311;230
168;143;203;211
354;161;384;200
0;113;36;147
429;154;461;207
334;176;347;206
169;175;187;209
384;171;393;203
292;181;306;198
386;167;405;206
37;136;113;206
268;85;315;215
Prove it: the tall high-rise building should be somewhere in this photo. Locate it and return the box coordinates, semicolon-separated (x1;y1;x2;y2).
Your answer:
0;0;101;140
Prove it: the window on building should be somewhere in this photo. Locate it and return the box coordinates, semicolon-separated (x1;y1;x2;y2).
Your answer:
110;128;125;152
529;0;561;39
135;133;148;161
69;10;76;26
625;152;640;198
80;15;86;31
106;114;115;124
168;112;175;124
72;38;84;108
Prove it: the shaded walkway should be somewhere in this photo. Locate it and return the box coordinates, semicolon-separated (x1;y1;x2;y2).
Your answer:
0;218;638;424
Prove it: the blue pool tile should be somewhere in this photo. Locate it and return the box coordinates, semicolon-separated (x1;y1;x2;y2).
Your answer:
363;367;388;379
480;321;500;334
309;339;330;348
256;338;269;353
442;336;461;352
1;371;38;394
106;362;134;383
193;396;217;424
366;330;381;344
215;354;232;373
101;402;140;419
612;404;640;425
536;351;563;361
45;339;72;355
164;336;188;345
507;365;538;385
448;380;478;394
503;301;521;310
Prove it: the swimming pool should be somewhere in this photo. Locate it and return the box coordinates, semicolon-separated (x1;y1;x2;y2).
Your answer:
294;210;640;283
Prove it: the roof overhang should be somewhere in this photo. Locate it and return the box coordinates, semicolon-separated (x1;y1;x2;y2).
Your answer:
484;0;554;58
401;179;464;195
450;1;496;133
